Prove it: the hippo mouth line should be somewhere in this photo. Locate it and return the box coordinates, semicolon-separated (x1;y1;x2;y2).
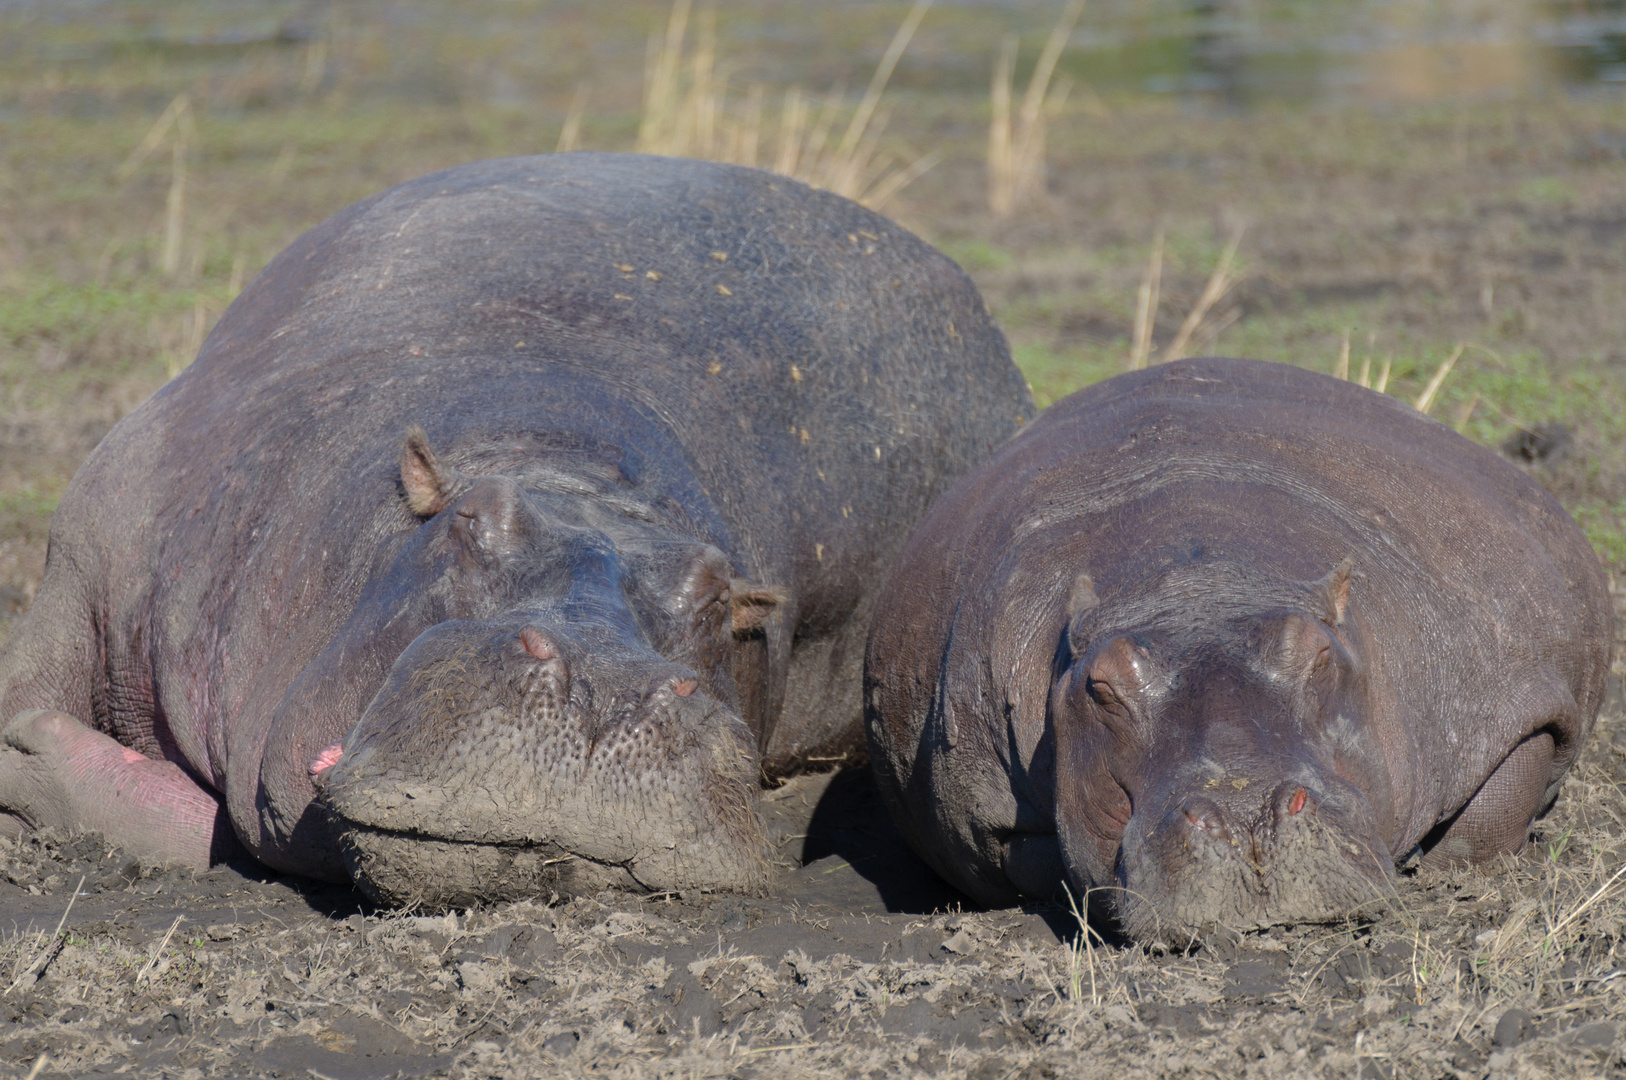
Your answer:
334;819;662;908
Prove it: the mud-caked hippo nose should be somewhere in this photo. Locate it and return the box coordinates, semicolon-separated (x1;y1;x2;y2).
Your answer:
1123;772;1391;941
1168;780;1320;849
316;618;767;908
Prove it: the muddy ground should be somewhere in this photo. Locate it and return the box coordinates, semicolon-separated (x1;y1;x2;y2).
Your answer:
1;669;1624;1080
5;2;1626;1077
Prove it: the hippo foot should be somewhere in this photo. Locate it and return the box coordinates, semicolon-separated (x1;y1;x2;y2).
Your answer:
0;709;232;866
339;825;767;909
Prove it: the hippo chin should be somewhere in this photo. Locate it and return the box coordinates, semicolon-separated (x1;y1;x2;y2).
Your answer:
0;153;1032;908
866;358;1613;942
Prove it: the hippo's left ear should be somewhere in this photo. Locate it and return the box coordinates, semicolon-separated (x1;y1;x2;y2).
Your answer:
400;425;469;517
730;580;788;634
1307;557;1356;626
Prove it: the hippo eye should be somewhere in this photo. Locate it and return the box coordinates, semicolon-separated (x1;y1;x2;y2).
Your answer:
1085;675;1128;711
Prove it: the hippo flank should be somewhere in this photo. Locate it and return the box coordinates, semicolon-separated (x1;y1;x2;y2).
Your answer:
0;153;1033;907
865;358;1613;941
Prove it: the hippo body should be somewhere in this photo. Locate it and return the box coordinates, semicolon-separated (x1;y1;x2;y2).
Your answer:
865;358;1612;940
0;153;1032;906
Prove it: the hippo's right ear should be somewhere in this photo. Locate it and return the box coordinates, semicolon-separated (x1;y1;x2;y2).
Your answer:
400;425;468;517
729;580;788;635
1306;557;1357;626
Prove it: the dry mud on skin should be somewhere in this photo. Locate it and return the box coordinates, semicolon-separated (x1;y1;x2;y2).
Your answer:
1;665;1625;1080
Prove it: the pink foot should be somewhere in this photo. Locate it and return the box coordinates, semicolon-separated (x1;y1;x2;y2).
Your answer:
0;710;232;866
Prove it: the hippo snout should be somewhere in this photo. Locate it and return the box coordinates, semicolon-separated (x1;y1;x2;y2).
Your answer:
1114;772;1392;942
317;618;768;908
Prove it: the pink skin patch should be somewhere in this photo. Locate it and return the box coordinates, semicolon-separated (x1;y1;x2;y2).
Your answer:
308;743;344;777
1288;787;1308;815
521;627;557;660
672;677;699;697
121;747;146;765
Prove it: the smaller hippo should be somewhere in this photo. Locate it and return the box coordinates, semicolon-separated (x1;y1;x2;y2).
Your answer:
866;358;1613;941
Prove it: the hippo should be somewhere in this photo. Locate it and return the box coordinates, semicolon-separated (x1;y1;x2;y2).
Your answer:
0;152;1033;907
865;358;1613;941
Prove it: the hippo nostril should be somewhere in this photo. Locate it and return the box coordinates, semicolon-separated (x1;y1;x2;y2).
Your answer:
1272;780;1319;822
520;626;557;661
1178;797;1229;840
672;677;699;697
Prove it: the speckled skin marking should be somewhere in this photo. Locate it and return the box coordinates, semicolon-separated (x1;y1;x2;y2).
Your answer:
0;154;1032;907
865;358;1612;941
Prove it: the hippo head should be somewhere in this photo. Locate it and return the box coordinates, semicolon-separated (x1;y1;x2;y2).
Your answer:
312;429;784;907
1050;559;1396;942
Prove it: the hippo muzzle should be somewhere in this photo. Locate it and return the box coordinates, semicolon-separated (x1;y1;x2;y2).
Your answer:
315;616;767;908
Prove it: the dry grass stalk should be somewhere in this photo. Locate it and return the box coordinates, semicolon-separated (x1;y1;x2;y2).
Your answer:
556;83;588;153
1452;392;1480;431
115;93;189;181
987;0;1085;217
1128;228;1163;370
298;37;328;96
1335;328;1351;381
1356;356;1372;388
634;0;936;209
1373;356;1392;394
161;130;189;278
1159;222;1243;362
3;876;83;996
134;914;185;985
638;0;692;155
113;92;197;279
1412;343;1465;414
831;0;932;174
1535;861;1626;958
1129;223;1244;369
773;86;807;176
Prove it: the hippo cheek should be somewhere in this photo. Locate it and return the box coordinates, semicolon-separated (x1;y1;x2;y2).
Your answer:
1052;728;1136;911
315;624;768;908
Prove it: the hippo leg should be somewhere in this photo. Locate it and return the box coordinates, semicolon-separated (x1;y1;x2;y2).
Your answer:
0;710;232;866
1420;730;1556;868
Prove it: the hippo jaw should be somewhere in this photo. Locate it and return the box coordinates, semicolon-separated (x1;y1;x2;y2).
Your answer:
1053;590;1398;942
315;617;768;908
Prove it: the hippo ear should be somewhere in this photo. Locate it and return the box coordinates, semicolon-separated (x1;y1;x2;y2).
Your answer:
1066;572;1099;619
729;579;788;635
1308;557;1356;626
1063;571;1101;658
400;425;467;517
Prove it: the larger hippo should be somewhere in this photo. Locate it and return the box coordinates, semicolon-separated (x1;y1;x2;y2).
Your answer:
0;153;1032;907
866;358;1612;940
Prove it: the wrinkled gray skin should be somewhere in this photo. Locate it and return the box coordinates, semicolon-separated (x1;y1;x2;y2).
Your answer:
866;359;1613;942
0;153;1032;907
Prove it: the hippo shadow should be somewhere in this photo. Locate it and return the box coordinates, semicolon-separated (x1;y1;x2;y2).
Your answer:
763;764;976;916
763;766;1128;944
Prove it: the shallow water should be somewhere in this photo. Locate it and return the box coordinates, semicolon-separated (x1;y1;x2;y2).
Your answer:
8;0;1626;111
